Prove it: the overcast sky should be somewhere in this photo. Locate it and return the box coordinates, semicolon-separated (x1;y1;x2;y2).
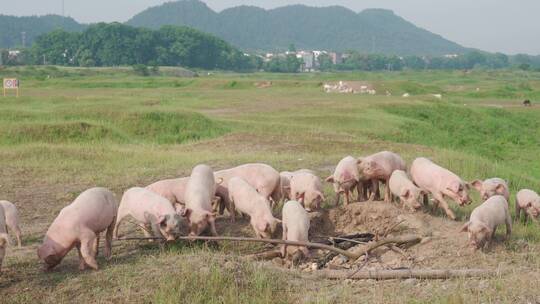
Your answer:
1;0;539;55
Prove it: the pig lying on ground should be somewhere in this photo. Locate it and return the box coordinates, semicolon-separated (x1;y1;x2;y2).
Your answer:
281;200;310;263
515;189;540;222
471;178;509;202
215;163;281;217
183;165;219;236
357;151;406;203
38;188;117;271
146;177;189;208
284;171;324;211
460;195;511;250
0;205;8;272
115;187;182;241
0;201;22;247
325;156;362;206
228;177;281;238
388;170;424;211
410;157;472;220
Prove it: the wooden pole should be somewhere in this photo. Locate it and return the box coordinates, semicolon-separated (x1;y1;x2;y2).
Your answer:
313;268;498;280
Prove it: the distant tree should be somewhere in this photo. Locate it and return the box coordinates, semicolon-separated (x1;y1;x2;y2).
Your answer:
132;64;150;76
317;53;334;71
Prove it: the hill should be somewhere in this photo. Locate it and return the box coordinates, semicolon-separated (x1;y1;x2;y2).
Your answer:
127;0;468;56
0;14;86;48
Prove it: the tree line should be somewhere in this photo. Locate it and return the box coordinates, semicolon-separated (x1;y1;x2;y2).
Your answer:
10;23;261;71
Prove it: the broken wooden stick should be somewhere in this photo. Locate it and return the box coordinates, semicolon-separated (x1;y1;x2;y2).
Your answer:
117;235;361;259
314;268;499;280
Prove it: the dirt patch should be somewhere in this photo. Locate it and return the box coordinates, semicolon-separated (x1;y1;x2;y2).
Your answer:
254;81;273;89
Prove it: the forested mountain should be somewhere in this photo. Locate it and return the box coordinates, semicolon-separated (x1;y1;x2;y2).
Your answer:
127;0;468;56
0;14;85;48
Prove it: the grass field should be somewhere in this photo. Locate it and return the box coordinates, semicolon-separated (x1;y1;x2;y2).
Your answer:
1;66;540;303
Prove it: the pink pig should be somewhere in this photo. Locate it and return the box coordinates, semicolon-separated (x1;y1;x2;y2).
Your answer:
115;187;183;241
0;205;8;272
279;169;314;202
146;177;189;208
325;156;362;206
357;151;406;203
471;178;509;202
410;157;472;220
288;172;325;211
460;195;511;250
388;170;424;211
515;189;540;222
0;200;22;247
228;177;281;238
37;187;118;271
281;200;310;261
183;164;219;236
215;163;281;217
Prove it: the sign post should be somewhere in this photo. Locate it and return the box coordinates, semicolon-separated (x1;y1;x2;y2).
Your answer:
3;78;19;97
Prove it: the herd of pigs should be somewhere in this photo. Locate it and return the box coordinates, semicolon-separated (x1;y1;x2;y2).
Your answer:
1;151;539;273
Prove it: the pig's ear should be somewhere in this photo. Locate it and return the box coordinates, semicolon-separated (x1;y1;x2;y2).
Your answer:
447;181;460;193
495;184;506;195
400;189;411;199
325;176;334;183
471;180;483;192
157;215;167;226
257;222;269;233
316;191;325;202
460;222;470;233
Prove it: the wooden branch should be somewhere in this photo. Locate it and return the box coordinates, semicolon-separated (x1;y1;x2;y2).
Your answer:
314;269;499;280
358;235;422;258
117;235;361;259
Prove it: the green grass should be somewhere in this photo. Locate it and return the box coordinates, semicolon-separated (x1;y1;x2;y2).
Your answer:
1;66;540;303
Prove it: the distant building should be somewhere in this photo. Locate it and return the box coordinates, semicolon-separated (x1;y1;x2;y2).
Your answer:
444;54;459;58
297;51;315;72
328;52;343;65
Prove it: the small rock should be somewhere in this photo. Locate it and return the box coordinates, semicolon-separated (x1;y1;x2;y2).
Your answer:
404;278;417;285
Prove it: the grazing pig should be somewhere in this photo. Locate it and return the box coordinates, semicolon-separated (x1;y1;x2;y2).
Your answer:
0;205;8;272
357;151;406;203
289;172;325;211
388;170;424;211
471;178;510;201
515;189;540;222
115;187;182;241
0;201;22;247
228;177;281;238
325;156;362;206
146;177;189;208
183;165;218;236
410;157;472;220
37;188;117;271
281;200;310;262
215;163;281;216
460;195;512;250
279;169;315;202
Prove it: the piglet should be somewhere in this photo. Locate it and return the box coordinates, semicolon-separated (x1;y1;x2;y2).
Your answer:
115;187;182;241
287;171;324;211
215;163;281;216
515;189;540;222
281;200;310;263
37;187;118;271
388;170;423;211
0;200;22;247
279;169;315;202
228;177;281;238
0;205;8;272
183;165;219;236
325;156;362;206
410;157;472;220
146;177;189;208
357;151;406;203
460;195;511;250
471;178;509;202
